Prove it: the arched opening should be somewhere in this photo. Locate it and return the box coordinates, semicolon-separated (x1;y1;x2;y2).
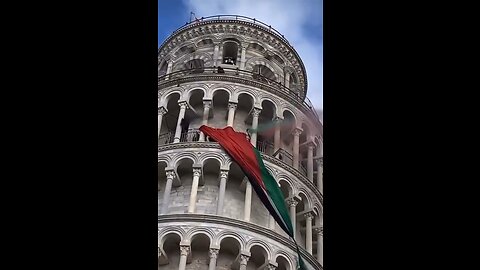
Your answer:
235;93;254;132
158;233;181;267
299;123;311;176
196;38;213;48
252;64;276;82
247;42;266;56
189;233;211;267
289;72;299;95
169;158;194;214
256;100;276;155
295;193;310;249
225;162;246;220
222;41;238;65
184;59;204;73
159;93;181;144
278;110;296;164
210;89;230;129
217;237;241;269
276;255;291;270
176;89;204;142
247;245;268;269
158;61;167;77
199;158;220;215
278;179;292;199
158;161;168;214
176;45;195;58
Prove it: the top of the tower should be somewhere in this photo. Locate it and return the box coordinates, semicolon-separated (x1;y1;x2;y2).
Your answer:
158;15;310;100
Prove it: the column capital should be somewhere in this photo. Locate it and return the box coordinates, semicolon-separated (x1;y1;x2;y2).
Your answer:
179;245;190;256
286;197;299;207
220;169;229;179
228;102;238;110
293;127;303;136
203;100;212;108
209;248;219;259
165;170;175;180
239;254;250;265
192;168;202;177
252;107;262;117
304;211;315;220
178;100;189;109
313;226;323;235
307;141;316;150
266;263;277;270
158;106;167;115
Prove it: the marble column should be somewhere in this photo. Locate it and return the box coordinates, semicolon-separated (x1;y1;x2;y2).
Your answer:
158;107;167;139
244;180;252;222
274;117;282;152
287;198;299;239
239;254;250;270
178;245;190;270
305;212;314;254
161;170;175;215
208;248;219;270
216;170;228;215
213;43;220;66
199;100;212;141
307;142;315;182
174;101;188;143
292;128;302;170
250;107;261;146
227;102;237;127
240;45;247;69
314;227;323;264
165;60;173;80
317;158;323;193
284;72;290;88
187;167;202;213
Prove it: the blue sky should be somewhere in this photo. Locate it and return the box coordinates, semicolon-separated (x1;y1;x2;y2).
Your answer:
158;0;323;112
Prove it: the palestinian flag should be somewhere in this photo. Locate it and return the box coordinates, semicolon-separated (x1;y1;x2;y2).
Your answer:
199;125;307;269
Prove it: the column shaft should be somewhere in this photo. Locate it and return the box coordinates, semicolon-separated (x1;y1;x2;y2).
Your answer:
250;108;261;146
240;46;246;69
227;102;237;127
178;246;189;270
216;170;228;215
307;144;314;181
199;101;211;141
274;118;281;152
161;171;174;214
244;181;252;221
293;128;301;169
174;102;188;143
305;214;313;254
188;168;201;213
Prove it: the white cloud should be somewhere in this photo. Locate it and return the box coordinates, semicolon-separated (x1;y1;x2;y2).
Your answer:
183;0;323;110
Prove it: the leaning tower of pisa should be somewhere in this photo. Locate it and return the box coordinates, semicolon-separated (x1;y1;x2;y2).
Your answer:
158;15;323;270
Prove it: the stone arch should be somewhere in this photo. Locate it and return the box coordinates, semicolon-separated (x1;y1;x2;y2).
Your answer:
171;41;196;57
214;231;246;250
245;57;281;81
297;189;313;210
246;239;273;261
278;176;295;198
257;96;280;116
185;227;215;245
185;87;207;101
173;153;199;169
274;252;295;270
158;227;185;245
159;90;182;108
210;87;233;101
198;152;229;169
232;89;257;104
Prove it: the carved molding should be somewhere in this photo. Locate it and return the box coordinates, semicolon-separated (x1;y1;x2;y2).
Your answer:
158;20;308;96
158;213;323;270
